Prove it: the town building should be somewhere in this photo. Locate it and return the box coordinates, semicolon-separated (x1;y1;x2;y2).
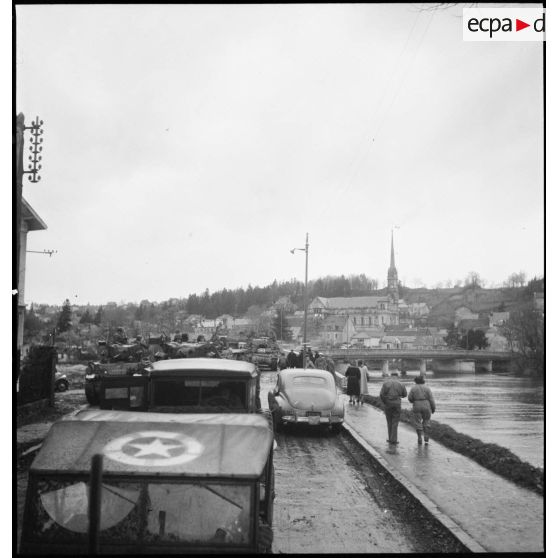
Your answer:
309;232;401;347
18;197;47;355
489;311;510;327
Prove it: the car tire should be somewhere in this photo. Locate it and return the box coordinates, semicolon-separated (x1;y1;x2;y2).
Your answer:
56;380;69;392
85;383;99;405
273;413;283;433
331;423;342;435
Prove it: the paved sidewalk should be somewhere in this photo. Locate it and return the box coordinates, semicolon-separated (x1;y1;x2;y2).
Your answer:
342;396;544;553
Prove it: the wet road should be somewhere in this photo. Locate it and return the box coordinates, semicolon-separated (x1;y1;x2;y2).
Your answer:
259;373;466;554
271;429;465;554
362;371;543;468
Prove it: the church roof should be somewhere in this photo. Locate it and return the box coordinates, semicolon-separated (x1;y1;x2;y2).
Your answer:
311;296;388;310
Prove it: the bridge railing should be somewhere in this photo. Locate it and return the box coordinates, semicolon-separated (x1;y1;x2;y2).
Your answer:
323;348;514;360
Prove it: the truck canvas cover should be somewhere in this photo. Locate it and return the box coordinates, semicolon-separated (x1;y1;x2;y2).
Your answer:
146;357;257;378
31;411;272;478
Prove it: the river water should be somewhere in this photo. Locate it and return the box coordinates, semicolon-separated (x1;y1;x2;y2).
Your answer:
362;371;544;469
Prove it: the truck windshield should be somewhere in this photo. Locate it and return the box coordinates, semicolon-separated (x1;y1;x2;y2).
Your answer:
26;478;253;546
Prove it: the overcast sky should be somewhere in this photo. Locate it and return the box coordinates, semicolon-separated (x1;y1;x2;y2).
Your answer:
15;3;544;306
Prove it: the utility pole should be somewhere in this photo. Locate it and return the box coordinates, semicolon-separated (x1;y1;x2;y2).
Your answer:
303;233;309;368
15;113;44;377
290;233;309;368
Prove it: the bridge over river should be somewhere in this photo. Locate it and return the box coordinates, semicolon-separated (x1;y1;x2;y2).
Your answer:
322;348;516;374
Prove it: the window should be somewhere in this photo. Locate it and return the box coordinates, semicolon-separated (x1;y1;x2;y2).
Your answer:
31;478;253;546
292;377;327;386
151;380;246;410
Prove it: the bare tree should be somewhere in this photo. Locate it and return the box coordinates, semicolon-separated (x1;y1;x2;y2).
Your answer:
501;304;544;375
465;271;484;288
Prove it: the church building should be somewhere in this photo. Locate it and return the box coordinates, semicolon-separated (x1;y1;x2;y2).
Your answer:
309;231;401;332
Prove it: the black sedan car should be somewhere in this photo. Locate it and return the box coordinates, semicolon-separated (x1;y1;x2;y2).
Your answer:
268;369;345;433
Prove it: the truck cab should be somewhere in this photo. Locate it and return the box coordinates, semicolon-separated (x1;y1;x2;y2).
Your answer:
96;358;261;414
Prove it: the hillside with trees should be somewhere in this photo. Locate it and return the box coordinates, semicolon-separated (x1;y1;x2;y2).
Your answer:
25;273;542;341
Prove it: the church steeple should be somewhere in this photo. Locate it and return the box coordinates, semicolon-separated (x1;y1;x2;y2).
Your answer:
390;231;396;269
387;230;399;302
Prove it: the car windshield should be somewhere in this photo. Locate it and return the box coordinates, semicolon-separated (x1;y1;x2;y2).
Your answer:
150;379;247;411
26;477;253;546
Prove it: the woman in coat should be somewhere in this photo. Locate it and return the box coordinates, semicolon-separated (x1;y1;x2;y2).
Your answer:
408;375;436;444
345;361;361;405
357;360;369;405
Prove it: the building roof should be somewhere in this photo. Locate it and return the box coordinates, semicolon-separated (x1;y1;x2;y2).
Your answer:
385;327;418;337
21;197;47;231
311;296;389;310
351;326;384;338
352;331;371;340
459;318;490;330
381;335;400;342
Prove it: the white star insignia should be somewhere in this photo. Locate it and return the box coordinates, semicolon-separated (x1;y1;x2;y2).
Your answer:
127;438;183;458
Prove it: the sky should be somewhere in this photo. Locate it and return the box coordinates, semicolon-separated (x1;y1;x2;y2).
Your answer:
15;3;545;306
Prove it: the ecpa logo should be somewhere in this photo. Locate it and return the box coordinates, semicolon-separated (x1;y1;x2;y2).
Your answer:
463;8;545;41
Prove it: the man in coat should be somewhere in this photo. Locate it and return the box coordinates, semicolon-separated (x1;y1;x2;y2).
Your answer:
286;349;298;368
380;372;408;445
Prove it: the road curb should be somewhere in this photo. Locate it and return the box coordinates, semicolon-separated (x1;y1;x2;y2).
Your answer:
342;421;487;553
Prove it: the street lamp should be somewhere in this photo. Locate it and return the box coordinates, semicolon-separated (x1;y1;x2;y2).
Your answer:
291;233;309;369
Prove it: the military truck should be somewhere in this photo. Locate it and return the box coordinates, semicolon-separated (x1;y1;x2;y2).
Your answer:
20;410;275;554
246;338;281;371
90;358;265;416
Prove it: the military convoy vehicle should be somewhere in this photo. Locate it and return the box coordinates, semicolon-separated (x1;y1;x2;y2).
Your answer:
20;410;275;554
95;358;263;414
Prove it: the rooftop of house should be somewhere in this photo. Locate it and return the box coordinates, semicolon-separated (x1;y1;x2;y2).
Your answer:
459;317;490;330
22;197;47;231
311;296;390;310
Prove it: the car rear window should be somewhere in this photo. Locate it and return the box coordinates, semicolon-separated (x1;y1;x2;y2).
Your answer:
291;377;327;386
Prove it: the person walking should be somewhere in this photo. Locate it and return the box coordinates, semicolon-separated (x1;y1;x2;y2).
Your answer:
379;372;407;445
408;375;436;444
345;361;361;405
357;360;369;405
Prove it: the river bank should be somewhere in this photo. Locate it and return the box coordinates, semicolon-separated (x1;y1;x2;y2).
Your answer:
363;393;543;496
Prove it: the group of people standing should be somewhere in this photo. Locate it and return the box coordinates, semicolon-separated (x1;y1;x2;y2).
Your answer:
345;360;436;446
344;360;369;405
284;348;336;374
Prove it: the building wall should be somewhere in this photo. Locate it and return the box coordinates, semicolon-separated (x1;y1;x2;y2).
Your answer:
17;222;30;352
